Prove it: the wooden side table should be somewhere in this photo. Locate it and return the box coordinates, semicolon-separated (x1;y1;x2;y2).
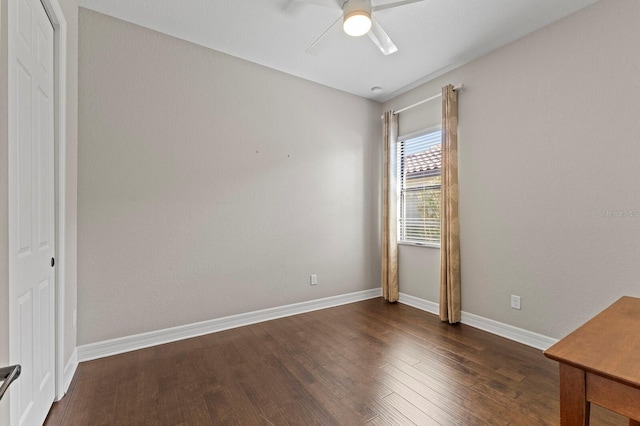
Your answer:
544;296;640;426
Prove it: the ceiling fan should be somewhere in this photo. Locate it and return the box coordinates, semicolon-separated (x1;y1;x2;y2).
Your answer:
295;0;428;56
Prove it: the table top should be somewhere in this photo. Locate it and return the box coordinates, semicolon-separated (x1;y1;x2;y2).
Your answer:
544;296;640;388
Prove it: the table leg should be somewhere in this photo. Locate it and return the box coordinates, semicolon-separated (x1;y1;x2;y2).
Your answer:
559;363;590;426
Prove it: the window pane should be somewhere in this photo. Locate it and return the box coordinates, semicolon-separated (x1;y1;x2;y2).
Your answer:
397;130;442;245
402;185;441;244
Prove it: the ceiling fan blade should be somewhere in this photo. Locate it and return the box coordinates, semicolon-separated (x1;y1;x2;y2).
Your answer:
292;0;343;9
372;0;427;13
368;16;398;55
306;16;343;55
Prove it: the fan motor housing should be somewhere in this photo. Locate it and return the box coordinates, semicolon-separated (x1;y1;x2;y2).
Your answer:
343;0;372;14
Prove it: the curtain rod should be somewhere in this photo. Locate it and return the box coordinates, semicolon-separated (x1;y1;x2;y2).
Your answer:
393;83;464;115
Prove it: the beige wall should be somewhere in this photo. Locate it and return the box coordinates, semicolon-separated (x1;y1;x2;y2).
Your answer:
1;0;77;422
77;8;382;345
384;0;640;339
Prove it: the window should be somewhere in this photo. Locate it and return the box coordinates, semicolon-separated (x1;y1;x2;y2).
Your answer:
397;130;442;246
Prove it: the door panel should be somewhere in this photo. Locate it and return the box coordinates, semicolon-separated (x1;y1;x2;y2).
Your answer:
17;290;34;420
17;0;32;50
16;62;33;257
38;278;52;391
37;87;52;250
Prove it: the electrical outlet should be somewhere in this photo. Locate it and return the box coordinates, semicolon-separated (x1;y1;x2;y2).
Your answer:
511;295;521;310
73;309;77;329
310;274;318;286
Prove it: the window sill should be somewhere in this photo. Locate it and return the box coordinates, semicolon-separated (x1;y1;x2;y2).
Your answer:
398;241;440;249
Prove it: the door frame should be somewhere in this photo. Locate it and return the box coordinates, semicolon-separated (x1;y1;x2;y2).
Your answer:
7;0;68;405
41;0;67;402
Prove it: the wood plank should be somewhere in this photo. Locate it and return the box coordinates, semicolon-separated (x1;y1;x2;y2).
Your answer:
382;392;440;425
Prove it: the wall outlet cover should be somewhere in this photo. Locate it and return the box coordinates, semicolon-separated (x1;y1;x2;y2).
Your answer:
511;295;521;310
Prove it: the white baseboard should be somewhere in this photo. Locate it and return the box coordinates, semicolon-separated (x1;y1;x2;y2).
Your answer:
399;292;558;350
398;293;439;315
63;348;78;394
460;310;558;350
77;288;382;362
75;288;554;372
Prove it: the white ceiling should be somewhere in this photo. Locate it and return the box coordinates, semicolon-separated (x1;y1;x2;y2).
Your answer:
77;0;598;102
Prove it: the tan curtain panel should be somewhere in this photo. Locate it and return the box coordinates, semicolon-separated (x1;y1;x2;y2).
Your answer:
439;85;461;323
382;111;399;302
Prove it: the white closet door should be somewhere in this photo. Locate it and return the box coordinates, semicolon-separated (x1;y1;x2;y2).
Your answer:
9;0;56;424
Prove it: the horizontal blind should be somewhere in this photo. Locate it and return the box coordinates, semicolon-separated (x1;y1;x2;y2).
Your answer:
398;131;442;245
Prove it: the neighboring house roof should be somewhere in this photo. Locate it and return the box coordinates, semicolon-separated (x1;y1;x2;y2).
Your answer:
406;144;441;177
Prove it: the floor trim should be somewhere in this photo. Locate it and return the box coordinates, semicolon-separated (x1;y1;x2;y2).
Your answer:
76;289;556;366
62;348;77;397
77;288;382;362
398;292;558;350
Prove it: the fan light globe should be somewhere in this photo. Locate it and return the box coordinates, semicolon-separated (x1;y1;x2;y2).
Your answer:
343;11;371;36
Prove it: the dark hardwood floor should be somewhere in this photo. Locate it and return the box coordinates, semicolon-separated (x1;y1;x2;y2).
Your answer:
45;298;626;425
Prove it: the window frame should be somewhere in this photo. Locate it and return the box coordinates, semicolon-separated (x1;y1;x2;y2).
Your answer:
396;126;442;248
